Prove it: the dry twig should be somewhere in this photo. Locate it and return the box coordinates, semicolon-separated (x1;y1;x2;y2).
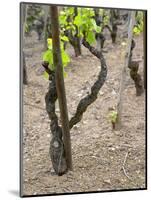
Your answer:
122;152;132;180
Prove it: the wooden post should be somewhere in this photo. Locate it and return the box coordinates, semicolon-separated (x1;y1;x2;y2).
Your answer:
50;6;73;170
143;11;147;90
21;3;28;84
115;11;136;130
42;5;49;50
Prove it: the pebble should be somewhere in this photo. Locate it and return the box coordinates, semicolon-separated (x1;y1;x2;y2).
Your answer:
111;90;116;95
107;143;113;147
103;179;111;184
47;134;50;138
35;99;41;104
95;116;100;120
99;91;104;96
77;93;82;97
109;147;115;151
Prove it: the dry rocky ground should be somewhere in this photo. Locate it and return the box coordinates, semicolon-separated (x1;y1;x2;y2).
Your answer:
22;31;146;196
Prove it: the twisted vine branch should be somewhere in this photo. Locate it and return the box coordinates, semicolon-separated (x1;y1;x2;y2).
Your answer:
69;39;107;129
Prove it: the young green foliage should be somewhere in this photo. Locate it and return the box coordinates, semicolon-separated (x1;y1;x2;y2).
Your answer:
42;38;70;79
108;110;118;123
59;7;102;45
133;11;144;35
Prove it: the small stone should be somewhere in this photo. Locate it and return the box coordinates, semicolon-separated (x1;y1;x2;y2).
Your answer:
35;99;40;104
107;143;113;147
50;168;55;173
103;179;111;184
77;93;82;97
99;91;104;96
95;116;100;120
111;90;116;95
73;125;79;130
115;131;123;137
109;147;115;151
67;171;74;176
92;133;100;139
47;134;50;138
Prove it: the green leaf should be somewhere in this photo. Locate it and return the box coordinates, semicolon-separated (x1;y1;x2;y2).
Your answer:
43;71;49;80
90;18;97;30
47;38;53;50
42;50;54;70
59;14;67;26
74;15;82;27
108;111;118;123
96;26;101;33
86;31;96;45
133;26;141;35
61;35;69;42
43;50;51;63
63;70;68;78
62;50;70;66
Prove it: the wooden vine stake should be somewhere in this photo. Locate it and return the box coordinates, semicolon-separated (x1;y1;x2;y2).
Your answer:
115;11;136;130
50;6;73;171
42;5;49;50
21;3;28;85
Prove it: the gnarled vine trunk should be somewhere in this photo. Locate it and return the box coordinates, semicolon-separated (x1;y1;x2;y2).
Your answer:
44;67;67;175
128;39;144;96
44;7;108;176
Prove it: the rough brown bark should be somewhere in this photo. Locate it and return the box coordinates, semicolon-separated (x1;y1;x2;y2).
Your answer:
110;10;118;43
45;68;67;175
69;39;107;129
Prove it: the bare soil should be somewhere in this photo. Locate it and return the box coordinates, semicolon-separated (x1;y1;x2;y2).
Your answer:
22;31;146;196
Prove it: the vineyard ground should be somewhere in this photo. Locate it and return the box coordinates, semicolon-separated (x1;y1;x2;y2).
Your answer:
22;31;146;196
